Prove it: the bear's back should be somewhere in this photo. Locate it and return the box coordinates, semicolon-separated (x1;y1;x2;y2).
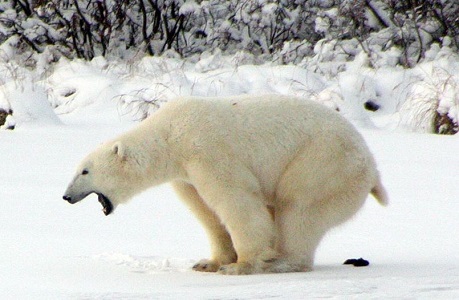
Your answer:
151;94;367;167
158;94;355;142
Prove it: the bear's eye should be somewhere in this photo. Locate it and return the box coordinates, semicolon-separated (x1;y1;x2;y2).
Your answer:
81;169;89;175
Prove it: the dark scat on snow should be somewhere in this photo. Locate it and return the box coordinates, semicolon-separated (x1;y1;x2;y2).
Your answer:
343;258;370;267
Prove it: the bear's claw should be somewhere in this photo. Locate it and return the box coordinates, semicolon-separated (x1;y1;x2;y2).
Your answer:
192;259;220;272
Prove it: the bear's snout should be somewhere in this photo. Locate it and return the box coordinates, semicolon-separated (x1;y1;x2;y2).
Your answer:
62;192;87;204
63;195;74;203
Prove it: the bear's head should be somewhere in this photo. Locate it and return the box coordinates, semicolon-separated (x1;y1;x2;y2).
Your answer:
63;141;145;216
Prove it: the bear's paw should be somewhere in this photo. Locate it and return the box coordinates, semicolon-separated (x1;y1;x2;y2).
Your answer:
218;262;254;275
192;259;221;273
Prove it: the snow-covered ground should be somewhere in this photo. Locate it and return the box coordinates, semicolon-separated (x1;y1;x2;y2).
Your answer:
1;54;459;299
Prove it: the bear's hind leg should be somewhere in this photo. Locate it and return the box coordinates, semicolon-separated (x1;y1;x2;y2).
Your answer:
273;204;327;272
273;190;368;273
172;181;237;272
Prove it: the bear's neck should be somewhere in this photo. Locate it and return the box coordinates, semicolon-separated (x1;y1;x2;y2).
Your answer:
124;122;186;188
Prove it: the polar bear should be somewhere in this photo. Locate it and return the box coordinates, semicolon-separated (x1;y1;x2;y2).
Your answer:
63;94;388;275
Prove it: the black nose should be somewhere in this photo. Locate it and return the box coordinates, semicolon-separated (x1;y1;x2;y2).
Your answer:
63;195;72;202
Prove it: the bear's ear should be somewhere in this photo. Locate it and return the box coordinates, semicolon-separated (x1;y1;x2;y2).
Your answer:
112;142;127;160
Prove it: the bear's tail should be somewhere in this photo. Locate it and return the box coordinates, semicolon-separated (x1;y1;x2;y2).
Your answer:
371;178;389;206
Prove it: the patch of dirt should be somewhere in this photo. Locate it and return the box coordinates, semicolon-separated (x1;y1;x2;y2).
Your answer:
0;109;13;129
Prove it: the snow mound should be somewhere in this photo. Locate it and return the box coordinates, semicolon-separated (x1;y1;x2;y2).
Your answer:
1;79;61;127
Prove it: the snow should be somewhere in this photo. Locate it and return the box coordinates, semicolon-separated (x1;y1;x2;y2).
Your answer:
179;0;200;15
1;52;459;299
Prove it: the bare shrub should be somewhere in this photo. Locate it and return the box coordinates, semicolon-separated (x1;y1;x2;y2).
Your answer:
399;67;459;134
1;0;456;66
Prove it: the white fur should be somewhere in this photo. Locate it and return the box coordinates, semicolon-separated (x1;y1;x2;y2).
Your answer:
64;95;388;275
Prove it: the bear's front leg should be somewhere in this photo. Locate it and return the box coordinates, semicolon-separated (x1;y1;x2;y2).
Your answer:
189;169;279;275
172;181;237;272
191;234;237;272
